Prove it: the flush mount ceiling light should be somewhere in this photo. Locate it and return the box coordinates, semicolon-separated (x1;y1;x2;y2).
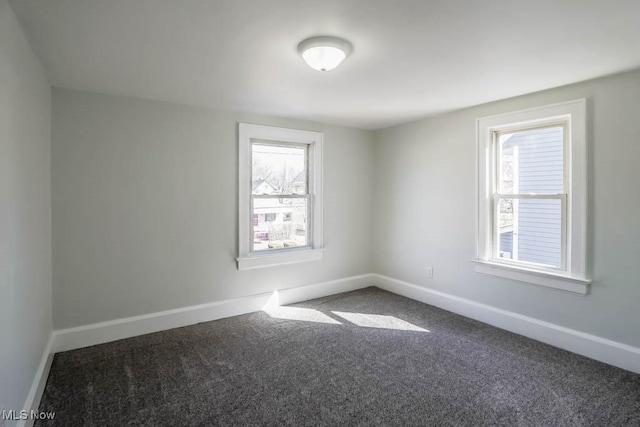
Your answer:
297;36;353;72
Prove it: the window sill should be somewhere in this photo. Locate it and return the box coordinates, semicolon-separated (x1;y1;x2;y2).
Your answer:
472;259;590;295
237;248;324;270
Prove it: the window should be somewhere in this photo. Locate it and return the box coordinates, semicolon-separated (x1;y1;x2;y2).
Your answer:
475;100;589;294
237;123;323;270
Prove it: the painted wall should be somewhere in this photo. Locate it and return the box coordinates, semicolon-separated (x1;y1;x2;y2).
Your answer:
52;88;375;329
0;0;52;415
373;69;640;348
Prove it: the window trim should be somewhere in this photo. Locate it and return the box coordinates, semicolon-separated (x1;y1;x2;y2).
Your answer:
237;123;323;270
474;99;589;294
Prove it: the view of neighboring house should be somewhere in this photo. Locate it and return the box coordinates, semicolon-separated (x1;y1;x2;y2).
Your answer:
498;126;564;267
252;169;307;250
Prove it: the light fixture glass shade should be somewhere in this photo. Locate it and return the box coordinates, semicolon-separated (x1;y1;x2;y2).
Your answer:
297;36;352;72
301;46;346;72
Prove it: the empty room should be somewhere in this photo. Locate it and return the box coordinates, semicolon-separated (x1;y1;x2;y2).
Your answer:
2;0;640;425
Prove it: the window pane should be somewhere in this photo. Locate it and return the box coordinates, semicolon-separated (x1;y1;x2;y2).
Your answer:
253;197;307;251
497;198;562;268
499;126;564;195
252;143;306;195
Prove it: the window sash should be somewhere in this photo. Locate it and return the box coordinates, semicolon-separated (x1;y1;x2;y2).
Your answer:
251;140;309;196
494;122;568;197
250;194;311;253
492;194;567;271
249;140;312;254
490;121;569;272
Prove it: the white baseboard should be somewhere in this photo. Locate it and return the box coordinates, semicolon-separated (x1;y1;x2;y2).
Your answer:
52;274;374;353
372;273;640;374
18;333;55;427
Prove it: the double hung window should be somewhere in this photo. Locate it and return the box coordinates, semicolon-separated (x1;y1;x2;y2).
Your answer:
475;100;589;294
237;124;323;270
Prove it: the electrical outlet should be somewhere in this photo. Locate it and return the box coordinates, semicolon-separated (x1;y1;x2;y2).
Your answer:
426;267;433;278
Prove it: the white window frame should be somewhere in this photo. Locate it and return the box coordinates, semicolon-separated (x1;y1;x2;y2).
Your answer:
237;123;323;270
474;99;590;295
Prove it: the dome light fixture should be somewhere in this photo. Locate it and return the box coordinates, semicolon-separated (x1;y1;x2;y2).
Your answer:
297;36;353;72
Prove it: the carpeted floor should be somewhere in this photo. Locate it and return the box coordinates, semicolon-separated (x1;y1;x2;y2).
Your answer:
37;287;640;426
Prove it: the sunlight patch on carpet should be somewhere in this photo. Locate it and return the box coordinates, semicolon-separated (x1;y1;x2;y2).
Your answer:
265;307;342;324
332;311;429;332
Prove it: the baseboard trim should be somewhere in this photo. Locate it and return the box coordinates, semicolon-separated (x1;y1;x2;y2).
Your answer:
52;274;374;353
372;273;640;374
18;333;55;427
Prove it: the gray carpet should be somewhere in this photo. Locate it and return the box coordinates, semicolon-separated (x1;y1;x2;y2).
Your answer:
37;287;640;426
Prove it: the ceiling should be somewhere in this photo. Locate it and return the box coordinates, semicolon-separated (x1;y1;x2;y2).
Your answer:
9;0;640;130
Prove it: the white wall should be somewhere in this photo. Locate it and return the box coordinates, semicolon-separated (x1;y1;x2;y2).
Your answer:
0;0;52;415
373;69;640;348
52;88;375;329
